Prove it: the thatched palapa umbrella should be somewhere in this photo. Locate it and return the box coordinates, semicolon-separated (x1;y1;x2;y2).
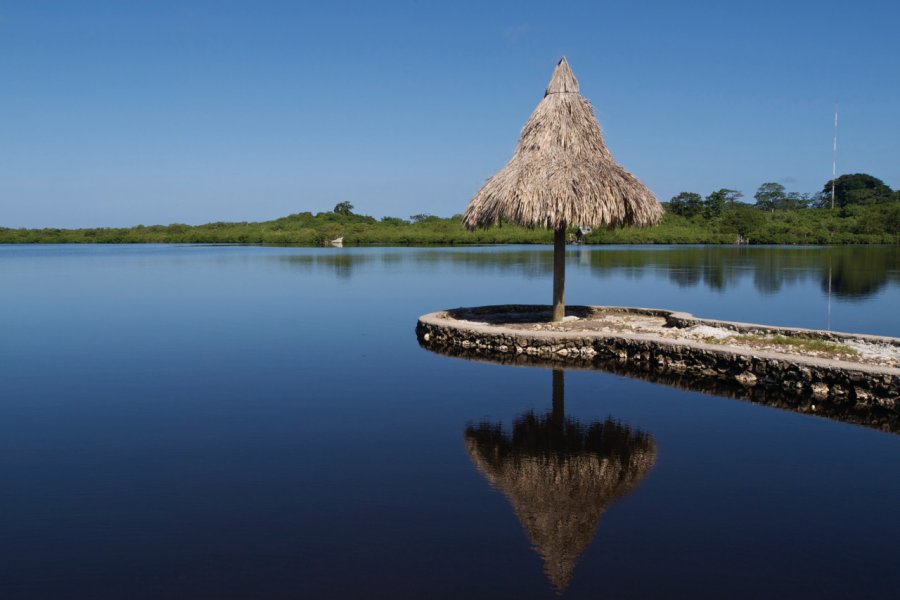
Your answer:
465;371;657;593
464;58;663;321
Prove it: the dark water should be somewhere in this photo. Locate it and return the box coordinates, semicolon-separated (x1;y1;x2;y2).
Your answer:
1;244;898;599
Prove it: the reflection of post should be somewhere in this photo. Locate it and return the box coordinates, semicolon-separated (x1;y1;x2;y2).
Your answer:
552;369;565;423
827;259;832;331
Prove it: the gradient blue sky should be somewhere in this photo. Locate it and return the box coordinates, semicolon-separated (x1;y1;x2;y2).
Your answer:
2;0;898;228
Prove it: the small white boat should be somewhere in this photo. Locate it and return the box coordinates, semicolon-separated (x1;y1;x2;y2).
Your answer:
330;237;344;247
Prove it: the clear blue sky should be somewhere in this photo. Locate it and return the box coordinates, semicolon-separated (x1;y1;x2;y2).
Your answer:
2;0;898;228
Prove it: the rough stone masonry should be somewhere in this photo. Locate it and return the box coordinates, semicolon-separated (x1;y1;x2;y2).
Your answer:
416;306;899;412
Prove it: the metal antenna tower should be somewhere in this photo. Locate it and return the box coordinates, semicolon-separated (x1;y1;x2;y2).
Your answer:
831;104;838;209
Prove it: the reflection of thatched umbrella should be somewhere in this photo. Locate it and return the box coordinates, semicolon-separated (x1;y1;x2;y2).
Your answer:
463;58;663;321
465;371;656;593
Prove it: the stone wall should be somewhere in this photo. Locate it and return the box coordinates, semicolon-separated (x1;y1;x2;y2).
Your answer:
416;306;899;417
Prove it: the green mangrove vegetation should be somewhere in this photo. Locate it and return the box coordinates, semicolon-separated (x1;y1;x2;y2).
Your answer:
2;174;898;245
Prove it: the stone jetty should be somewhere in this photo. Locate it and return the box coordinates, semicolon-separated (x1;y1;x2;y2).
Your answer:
416;305;899;432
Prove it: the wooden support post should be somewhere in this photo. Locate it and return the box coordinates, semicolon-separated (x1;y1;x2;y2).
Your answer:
552;226;566;322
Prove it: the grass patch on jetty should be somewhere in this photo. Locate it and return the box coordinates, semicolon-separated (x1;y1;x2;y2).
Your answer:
707;333;860;357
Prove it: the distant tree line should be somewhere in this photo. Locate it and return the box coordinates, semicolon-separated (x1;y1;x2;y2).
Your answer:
1;174;896;245
658;173;899;243
667;173;897;218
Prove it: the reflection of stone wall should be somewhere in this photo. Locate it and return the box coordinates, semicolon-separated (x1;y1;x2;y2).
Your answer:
416;306;899;428
431;343;900;433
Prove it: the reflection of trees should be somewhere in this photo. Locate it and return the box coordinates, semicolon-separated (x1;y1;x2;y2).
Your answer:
588;246;897;299
820;247;894;299
704;259;727;290
668;266;702;288
412;249;553;279
465;371;656;593
590;246;755;291
284;249;555;279
279;253;373;279
275;247;898;298
752;255;784;295
328;254;358;279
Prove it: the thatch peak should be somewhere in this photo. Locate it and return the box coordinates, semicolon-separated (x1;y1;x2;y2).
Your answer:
463;57;662;232
545;57;579;95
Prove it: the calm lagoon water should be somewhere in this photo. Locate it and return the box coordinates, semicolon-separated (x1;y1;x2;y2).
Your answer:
1;244;898;599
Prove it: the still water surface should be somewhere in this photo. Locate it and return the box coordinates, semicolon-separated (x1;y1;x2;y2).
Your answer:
1;244;898;598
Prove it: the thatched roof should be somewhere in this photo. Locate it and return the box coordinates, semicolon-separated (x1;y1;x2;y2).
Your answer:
465;413;657;593
463;57;663;231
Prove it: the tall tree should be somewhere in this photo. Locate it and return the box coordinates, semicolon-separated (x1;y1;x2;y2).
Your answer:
409;213;435;223
333;201;354;215
668;192;703;218
781;192;811;210
754;183;786;211
721;206;764;239
821;174;893;208
704;188;742;218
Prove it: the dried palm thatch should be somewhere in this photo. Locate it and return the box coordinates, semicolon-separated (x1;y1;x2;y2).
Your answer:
463;57;662;231
465;414;656;593
464;370;656;594
463;57;662;321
